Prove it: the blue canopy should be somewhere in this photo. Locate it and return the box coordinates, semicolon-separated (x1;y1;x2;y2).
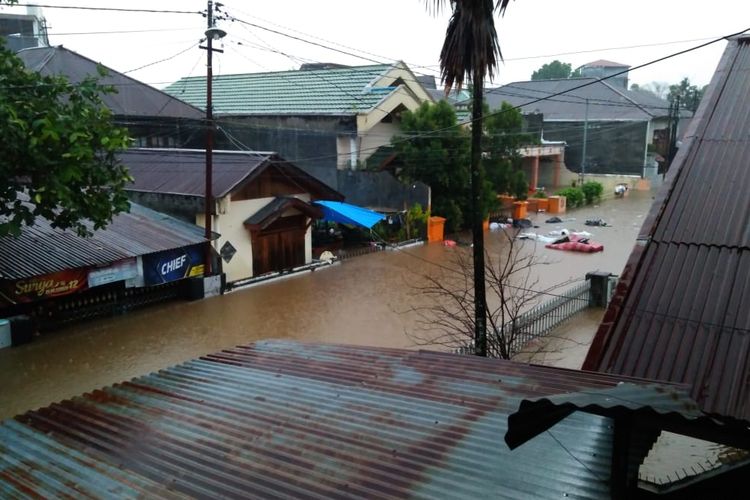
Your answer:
313;201;385;229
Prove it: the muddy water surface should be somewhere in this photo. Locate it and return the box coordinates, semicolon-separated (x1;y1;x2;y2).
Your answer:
0;191;655;418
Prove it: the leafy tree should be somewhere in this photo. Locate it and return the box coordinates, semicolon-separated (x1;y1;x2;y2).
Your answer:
531;60;581;80
0;38;131;237
394;101;471;232
483;101;534;198
668;77;706;113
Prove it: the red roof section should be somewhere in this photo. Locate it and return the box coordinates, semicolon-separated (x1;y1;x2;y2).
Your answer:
583;36;750;420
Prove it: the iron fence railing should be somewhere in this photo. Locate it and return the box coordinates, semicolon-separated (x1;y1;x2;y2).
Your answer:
455;277;620;359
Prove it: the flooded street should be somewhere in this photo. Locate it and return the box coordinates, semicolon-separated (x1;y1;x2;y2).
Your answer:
0;191;655;419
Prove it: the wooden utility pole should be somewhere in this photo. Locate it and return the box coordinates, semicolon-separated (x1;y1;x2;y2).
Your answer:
201;0;226;275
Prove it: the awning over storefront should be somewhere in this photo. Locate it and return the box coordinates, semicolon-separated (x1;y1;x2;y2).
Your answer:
313;201;385;229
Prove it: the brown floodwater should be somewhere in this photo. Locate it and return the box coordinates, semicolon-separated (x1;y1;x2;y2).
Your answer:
0;190;656;419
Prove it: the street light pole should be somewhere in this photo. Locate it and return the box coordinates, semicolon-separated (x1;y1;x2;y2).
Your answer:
201;0;226;276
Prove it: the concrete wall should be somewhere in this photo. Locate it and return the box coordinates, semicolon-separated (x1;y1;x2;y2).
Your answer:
359;120;400;166
543;120;648;175
126;192;203;223
337;170;430;211
218;115;355;177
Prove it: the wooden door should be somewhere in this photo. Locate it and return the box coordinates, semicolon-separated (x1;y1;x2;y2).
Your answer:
251;216;306;276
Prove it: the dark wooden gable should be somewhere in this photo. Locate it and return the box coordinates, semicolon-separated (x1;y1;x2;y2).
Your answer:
232;166;306;201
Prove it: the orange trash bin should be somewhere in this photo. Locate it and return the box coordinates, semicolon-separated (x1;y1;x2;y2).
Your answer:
547;196;567;214
428;216;446;242
512;201;528;219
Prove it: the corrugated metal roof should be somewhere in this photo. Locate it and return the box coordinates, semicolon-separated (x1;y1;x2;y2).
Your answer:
164;64;397;115
121;148;343;201
583;36;750;420
0;201;206;280
0;341;688;499
17;46;204;120
484;78;672;121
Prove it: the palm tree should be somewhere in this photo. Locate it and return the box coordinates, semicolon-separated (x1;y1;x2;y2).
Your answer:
427;0;512;356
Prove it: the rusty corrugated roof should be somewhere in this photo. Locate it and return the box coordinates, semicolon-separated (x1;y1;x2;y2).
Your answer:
0;340;694;499
583;36;750;420
0;202;206;280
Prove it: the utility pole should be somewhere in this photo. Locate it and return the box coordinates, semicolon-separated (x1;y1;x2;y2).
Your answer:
201;0;226;276
471;66;487;357
580;98;589;184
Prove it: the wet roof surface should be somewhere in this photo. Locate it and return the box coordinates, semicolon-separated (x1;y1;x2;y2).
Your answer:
0;340;680;499
583;36;750;420
0;202;206;280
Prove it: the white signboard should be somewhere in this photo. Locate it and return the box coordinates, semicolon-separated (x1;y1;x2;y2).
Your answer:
88;258;138;288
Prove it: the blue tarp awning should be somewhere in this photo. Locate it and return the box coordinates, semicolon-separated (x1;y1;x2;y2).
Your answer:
313;201;385;229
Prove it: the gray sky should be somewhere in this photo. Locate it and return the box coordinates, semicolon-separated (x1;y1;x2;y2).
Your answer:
4;1;749;91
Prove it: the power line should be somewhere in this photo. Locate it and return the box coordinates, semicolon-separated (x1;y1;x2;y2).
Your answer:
123;41;202;75
46;27;198;36
14;3;202;15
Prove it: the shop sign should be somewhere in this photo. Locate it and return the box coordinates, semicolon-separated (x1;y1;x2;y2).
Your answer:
1;269;88;304
142;245;204;286
88;258;138;288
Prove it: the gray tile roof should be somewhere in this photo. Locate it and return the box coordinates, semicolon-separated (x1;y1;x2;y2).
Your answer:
17;45;204;120
164;63;400;115
484;78;673;121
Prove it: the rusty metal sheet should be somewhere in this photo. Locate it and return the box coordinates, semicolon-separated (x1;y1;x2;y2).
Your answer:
0;202;206;281
0;340;679;499
583;36;750;421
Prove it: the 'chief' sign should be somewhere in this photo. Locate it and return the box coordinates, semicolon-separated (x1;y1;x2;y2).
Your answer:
142;245;204;286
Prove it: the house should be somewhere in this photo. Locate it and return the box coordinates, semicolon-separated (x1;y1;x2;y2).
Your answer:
0;6;47;52
577;59;631;89
582;35;750;492
0;200;209;333
482;66;687;178
16;45;205;149
122;148;344;283
2;340;747;498
163;62;433;209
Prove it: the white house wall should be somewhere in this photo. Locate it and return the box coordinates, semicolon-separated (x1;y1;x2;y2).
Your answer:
197;194;315;283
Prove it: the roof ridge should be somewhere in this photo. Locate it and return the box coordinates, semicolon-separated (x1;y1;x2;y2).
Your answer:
173;63;393;83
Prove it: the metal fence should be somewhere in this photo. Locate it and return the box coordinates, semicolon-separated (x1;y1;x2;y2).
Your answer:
505;280;592;357
455;279;600;359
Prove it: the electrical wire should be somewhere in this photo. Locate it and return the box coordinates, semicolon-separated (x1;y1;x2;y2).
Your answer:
123;41;201;75
14;3;202;15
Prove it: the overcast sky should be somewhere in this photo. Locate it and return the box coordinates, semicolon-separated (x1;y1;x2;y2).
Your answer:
4;1;749;91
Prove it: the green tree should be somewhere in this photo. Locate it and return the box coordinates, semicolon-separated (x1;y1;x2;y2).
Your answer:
394;101;471;232
483;101;534;197
668;77;705;113
0;38;131;237
531;60;581;80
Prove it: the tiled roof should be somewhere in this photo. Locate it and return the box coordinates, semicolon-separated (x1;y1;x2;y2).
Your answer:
0;340;693;499
17;46;204;120
164;63;399;115
121;148;343;200
484;78;672;121
581;59;630;68
583;36;750;420
0;201;206;280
